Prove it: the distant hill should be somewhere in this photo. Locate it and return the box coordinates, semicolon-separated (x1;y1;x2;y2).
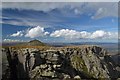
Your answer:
27;39;47;46
2;39;48;47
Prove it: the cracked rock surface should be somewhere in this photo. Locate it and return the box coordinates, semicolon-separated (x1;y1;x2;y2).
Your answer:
2;46;120;79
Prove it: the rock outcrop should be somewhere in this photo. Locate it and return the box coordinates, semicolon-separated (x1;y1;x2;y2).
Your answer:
2;46;120;79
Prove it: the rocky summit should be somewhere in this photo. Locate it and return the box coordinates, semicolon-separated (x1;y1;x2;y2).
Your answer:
2;46;120;80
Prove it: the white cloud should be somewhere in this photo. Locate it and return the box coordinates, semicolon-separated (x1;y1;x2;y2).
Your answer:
91;8;104;19
10;31;23;37
25;26;49;38
2;0;120;2
2;2;68;12
50;29;118;40
74;9;81;15
91;3;118;19
1;2;118;28
90;30;109;39
50;29;91;39
3;39;23;42
2;2;118;19
44;32;49;35
2;18;49;27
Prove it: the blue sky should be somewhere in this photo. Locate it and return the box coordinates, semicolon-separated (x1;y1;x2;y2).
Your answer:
2;2;118;43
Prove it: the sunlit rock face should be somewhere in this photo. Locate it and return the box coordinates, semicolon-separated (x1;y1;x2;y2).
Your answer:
2;46;120;79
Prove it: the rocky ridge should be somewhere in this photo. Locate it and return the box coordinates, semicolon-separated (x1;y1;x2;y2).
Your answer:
2;45;120;80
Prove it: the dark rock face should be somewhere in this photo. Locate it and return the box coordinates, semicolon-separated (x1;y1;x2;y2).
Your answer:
2;46;120;79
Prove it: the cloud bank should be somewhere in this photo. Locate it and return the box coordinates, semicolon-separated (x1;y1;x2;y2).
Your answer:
2;0;119;2
2;2;118;19
9;26;118;41
50;29;118;40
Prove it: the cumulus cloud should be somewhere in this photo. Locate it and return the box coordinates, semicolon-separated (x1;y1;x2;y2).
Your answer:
90;30;107;39
10;31;23;37
44;32;49;35
9;26;49;38
50;29;118;40
25;26;49;38
50;29;90;39
3;39;23;42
